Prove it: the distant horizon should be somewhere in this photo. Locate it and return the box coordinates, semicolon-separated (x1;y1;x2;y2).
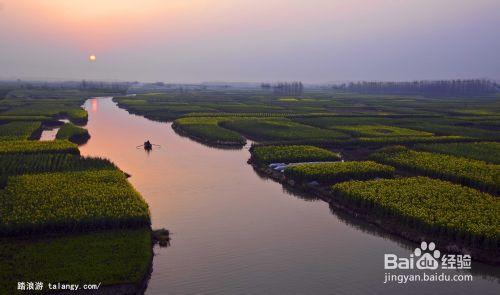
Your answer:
1;75;499;86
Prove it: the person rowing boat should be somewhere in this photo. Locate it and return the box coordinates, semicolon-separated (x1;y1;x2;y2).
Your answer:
137;140;161;150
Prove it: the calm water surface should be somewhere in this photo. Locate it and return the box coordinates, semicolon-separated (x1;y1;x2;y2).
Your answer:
80;98;499;295
39;127;59;141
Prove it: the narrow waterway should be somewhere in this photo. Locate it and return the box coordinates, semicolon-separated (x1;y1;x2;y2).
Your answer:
79;98;499;295
39;119;69;141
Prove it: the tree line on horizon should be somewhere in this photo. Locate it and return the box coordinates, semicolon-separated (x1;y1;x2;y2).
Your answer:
334;79;498;96
261;82;304;96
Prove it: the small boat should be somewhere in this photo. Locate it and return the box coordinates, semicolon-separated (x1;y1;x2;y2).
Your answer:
137;140;160;151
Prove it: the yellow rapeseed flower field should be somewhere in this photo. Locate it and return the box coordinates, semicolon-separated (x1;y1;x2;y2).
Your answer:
0;170;150;235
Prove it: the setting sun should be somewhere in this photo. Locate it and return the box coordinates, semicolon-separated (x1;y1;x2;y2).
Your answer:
89;54;96;62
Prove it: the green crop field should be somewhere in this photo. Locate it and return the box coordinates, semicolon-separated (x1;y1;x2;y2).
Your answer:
0;140;79;155
2;104;88;125
352;135;471;146
415;142;500;164
222;118;350;143
0;170;150;235
61;108;88;125
398;122;500;140
0;229;152;294
0;121;41;140
0;89;97;125
173;117;246;146
293;116;500;140
0;153;116;177
114;89;499;150
0;87;154;290
0;84;498;278
331;124;433;137
332;177;499;248
251;145;340;164
292;116;398;128
372;146;500;194
285;161;395;183
0;115;52;122
175;116;351;146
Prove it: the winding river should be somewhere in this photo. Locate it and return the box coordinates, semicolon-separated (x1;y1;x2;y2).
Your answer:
79;98;499;295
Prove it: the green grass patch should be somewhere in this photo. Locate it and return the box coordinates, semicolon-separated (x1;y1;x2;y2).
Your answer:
251;145;340;164
332;177;499;248
0;140;78;155
0;170;150;235
285;161;395;183
372;146;499;194
0;229;152;294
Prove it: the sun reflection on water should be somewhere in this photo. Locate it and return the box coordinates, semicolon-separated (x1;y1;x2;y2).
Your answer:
91;98;98;113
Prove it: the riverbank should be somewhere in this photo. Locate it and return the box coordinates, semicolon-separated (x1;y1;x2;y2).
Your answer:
250;161;500;265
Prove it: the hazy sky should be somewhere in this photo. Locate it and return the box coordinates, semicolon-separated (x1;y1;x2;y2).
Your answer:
1;0;499;83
